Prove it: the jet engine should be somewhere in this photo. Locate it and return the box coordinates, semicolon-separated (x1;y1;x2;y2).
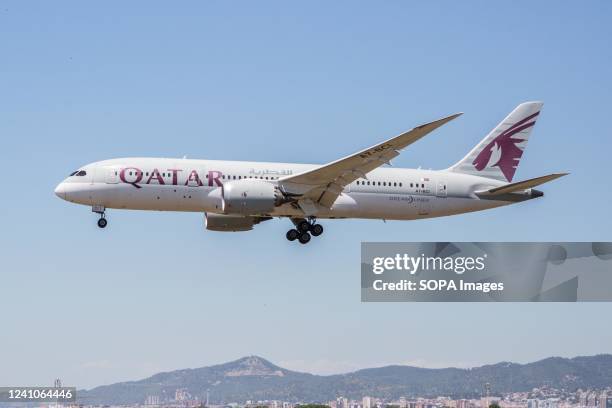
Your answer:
205;213;270;232
221;179;293;215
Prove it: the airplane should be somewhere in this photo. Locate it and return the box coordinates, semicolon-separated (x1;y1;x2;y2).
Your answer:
54;101;567;244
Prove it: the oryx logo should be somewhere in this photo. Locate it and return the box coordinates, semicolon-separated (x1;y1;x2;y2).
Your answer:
472;111;539;181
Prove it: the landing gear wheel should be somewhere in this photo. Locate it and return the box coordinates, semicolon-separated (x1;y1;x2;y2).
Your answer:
296;220;310;233
298;232;311;244
97;218;108;228
286;229;299;241
310;224;323;237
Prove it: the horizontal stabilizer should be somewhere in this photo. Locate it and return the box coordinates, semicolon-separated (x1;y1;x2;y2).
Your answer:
476;173;569;196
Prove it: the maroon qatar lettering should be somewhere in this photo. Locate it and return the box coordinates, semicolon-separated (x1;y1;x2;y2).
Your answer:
208;170;222;187
146;168;165;185
119;167;143;189
168;169;182;185
185;170;204;187
119;167;223;188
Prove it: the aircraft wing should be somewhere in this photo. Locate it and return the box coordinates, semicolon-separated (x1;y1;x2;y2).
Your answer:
278;112;462;210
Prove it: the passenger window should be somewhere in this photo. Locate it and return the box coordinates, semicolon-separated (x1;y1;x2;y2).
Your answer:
399;182;402;187
422;183;425;188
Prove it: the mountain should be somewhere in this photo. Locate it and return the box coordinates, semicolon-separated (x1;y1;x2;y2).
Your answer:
77;354;612;405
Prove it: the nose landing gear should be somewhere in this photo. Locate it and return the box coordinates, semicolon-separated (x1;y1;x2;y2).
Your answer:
286;218;324;244
97;217;107;228
93;205;107;229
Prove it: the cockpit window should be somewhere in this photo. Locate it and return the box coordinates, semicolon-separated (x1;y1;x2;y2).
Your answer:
69;171;78;176
76;170;87;176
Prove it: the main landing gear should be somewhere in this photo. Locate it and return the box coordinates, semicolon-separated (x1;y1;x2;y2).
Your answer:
93;205;107;229
286;218;324;244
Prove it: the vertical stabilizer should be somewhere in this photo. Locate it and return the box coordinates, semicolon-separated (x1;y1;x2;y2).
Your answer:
448;102;543;182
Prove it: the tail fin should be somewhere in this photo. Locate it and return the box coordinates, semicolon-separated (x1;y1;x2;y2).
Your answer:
448;101;543;182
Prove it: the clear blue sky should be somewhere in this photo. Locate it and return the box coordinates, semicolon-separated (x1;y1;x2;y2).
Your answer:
1;1;611;389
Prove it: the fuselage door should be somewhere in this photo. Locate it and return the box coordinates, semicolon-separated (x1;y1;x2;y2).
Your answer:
418;177;434;215
436;181;447;197
105;167;120;184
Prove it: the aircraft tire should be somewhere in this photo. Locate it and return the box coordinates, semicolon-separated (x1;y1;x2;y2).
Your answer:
97;218;108;228
298;232;311;244
286;229;299;241
310;224;323;237
296;220;310;233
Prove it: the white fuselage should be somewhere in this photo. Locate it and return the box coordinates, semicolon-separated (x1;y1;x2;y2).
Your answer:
54;158;527;220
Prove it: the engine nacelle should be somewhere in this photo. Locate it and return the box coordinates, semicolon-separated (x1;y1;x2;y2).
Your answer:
205;213;264;232
222;179;279;215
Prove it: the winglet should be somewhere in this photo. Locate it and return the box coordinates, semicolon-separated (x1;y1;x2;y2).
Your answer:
416;112;463;130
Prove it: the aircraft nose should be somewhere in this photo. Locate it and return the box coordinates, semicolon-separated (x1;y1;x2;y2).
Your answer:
54;182;66;200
